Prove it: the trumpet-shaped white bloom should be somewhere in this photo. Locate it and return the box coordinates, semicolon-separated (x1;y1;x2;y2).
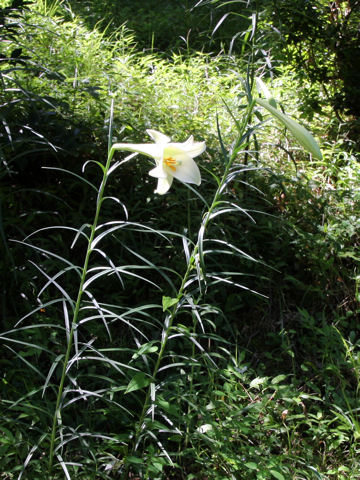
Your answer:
113;129;206;194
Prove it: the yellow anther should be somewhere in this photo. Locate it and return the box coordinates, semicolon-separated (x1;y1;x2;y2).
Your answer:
164;156;177;171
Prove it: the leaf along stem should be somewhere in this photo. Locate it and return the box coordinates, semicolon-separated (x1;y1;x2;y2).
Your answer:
123;98;256;478
48;106;118;476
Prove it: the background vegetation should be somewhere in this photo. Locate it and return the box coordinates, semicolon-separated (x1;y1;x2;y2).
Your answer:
1;0;359;478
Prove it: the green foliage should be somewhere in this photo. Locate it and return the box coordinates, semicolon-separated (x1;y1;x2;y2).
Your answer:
269;0;360;133
0;0;359;479
0;0;242;324
66;0;252;53
185;354;360;479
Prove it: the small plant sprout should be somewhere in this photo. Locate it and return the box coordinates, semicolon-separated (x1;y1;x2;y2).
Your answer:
112;129;206;194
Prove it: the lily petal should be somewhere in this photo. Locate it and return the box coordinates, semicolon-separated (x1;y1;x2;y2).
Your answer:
155;176;173;195
171;138;206;158
170;153;201;186
146;129;171;144
148;164;168;179
112;142;162;160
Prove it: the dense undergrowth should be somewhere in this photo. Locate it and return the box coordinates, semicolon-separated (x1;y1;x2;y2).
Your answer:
1;0;359;479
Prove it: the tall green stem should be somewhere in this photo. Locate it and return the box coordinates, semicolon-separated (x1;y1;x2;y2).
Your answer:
48;143;118;476
124;99;255;478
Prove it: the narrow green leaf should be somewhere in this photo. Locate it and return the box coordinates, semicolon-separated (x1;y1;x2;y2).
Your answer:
126;455;143;465
255;77;277;108
256;98;322;160
162;296;178;312
125;372;151;394
307;466;325;479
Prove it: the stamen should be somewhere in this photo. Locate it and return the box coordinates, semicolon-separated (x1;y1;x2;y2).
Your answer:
164;156;177;171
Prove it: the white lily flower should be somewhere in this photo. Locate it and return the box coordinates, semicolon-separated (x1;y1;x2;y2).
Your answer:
112;129;206;194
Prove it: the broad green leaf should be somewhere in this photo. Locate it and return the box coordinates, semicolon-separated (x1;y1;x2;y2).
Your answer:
271;374;287;384
256;98;322;160
125;372;151;394
0;426;14;443
149;458;166;473
270;470;285;480
157;397;179;416
162;296;178;312
249;376;266;389
244;462;258;470
131;341;158;360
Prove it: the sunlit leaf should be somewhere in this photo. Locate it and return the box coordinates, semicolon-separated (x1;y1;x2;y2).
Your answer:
162;296;178;312
125;372;152;394
132;341;158;360
256;98;322;160
270;470;285;480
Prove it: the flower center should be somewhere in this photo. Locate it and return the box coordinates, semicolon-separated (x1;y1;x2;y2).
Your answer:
164;156;177;171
